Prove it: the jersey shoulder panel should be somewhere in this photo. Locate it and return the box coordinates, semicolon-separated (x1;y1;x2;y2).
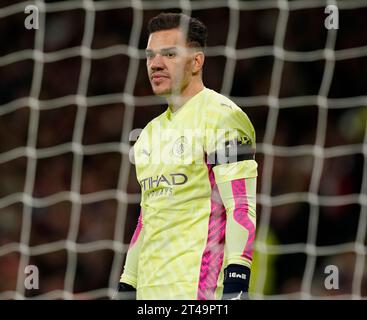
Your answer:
204;88;240;113
142;109;168;132
135;109;169;144
202;89;256;149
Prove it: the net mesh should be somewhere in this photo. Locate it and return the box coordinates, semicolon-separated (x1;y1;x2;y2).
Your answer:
0;0;366;299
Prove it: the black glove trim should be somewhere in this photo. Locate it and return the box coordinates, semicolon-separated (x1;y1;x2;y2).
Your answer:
118;282;136;292
113;282;136;300
222;264;251;300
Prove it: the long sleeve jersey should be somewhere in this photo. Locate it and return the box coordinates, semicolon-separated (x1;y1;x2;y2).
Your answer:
120;87;257;300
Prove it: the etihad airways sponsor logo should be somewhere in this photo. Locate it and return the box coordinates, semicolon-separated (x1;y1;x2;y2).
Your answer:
140;173;188;191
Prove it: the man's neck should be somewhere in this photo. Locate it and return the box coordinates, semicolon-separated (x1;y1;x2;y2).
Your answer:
167;81;204;113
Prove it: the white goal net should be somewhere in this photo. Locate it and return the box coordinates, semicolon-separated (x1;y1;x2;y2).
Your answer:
0;0;366;300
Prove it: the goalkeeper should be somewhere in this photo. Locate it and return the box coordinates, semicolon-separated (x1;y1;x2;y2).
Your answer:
116;13;257;300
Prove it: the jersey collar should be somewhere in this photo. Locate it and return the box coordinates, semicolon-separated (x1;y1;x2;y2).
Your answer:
166;87;207;121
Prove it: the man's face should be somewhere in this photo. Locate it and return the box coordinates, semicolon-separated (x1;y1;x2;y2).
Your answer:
146;28;196;96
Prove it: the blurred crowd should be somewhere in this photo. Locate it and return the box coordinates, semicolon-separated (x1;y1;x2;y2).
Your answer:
0;1;366;298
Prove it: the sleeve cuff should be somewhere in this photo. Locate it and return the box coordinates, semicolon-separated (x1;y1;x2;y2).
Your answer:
225;256;252;269
213;160;258;184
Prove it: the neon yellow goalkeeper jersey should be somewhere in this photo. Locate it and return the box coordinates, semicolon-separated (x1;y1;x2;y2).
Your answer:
120;87;258;299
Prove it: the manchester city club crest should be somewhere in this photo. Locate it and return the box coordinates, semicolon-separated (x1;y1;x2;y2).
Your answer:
171;136;188;158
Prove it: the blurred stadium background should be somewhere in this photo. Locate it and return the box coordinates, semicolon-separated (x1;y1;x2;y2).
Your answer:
0;0;366;299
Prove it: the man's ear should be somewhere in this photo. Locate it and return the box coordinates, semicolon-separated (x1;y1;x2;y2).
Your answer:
192;51;205;74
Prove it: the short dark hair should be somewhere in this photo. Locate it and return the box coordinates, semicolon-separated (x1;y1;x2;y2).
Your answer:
147;13;207;48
